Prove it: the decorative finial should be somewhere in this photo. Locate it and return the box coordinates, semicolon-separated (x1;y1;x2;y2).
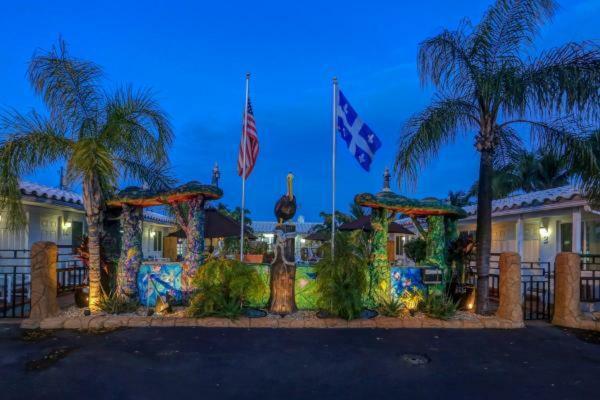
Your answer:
383;167;391;192
246;72;251;79
333;76;338;84
212;162;220;187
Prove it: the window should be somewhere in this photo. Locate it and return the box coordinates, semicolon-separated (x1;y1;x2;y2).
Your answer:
153;230;163;252
395;236;404;256
560;223;572;252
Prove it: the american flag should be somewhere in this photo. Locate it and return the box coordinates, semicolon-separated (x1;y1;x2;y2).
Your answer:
237;98;259;179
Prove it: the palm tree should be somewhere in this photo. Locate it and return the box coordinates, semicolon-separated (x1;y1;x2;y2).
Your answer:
469;149;572;198
0;40;173;310
349;202;370;220
394;0;599;313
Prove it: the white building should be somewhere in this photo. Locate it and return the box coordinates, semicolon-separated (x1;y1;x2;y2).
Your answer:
252;219;320;262
0;181;174;262
458;186;600;264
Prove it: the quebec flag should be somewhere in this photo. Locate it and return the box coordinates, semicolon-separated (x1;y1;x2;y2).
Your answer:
336;89;382;171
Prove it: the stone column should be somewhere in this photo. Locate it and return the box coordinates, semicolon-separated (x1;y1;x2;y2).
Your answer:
552;252;582;327
117;204;143;298
496;252;523;323
29;242;59;320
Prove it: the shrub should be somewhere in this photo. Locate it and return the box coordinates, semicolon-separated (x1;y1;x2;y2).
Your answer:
315;233;367;320
421;293;458;320
377;295;403;317
97;292;139;314
404;238;427;264
187;259;265;318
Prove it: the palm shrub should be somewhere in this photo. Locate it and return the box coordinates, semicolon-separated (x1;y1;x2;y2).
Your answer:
97;291;139;315
421;293;458;320
0;39;173;310
315;233;367;320
394;0;600;313
404;238;427;264
187;259;265;318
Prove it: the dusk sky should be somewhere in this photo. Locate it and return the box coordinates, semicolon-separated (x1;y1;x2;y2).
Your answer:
1;1;598;221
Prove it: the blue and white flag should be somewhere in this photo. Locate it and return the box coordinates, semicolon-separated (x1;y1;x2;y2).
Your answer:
336;89;382;171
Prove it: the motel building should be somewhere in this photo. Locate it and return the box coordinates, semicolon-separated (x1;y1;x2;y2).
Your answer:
457;185;600;268
0;181;174;265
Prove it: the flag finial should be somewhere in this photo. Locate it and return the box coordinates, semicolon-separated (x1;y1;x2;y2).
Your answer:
246;72;250;79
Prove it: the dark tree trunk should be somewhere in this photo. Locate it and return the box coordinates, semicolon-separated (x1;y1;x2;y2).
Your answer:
83;176;103;311
268;224;297;315
475;148;493;314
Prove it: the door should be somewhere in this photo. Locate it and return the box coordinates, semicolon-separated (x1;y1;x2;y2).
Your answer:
560;223;573;252
71;221;84;249
40;217;58;243
523;224;540;262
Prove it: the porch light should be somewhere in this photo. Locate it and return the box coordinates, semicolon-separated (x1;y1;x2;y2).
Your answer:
62;221;72;230
539;225;549;240
150;231;156;238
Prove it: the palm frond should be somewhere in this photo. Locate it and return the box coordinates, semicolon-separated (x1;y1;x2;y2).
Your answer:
418;25;479;95
116;157;176;192
28;38;102;135
0;110;72;229
519;42;600;119
472;0;556;66
395;97;478;187
101;85;173;164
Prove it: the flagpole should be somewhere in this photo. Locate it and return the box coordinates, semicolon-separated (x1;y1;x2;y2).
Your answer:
331;77;338;258
240;73;250;262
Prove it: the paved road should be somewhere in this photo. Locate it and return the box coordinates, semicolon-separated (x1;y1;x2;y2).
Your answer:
0;323;598;399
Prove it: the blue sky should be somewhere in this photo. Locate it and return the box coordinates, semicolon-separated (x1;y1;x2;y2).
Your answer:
1;0;598;221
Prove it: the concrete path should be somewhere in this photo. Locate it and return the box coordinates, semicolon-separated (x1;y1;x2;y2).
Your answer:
0;323;598;399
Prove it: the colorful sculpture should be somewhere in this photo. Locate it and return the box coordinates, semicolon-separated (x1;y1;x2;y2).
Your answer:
274;173;297;224
354;168;466;298
108;181;223;300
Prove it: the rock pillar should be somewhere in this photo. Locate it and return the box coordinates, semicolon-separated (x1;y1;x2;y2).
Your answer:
29;242;59;320
552;252;582;327
496;252;523;323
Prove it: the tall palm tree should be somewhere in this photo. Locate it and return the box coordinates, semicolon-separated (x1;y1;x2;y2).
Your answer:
394;0;599;313
0;40;173;310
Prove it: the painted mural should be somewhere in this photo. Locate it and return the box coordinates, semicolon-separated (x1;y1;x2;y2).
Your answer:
390;267;426;297
137;263;184;306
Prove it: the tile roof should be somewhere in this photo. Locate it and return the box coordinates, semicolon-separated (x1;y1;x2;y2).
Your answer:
462;185;582;216
20;180;83;205
143;210;175;225
252;221;320;235
19;181;174;224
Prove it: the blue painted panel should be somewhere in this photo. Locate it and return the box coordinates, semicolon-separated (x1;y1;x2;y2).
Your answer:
390;267;425;297
137;262;184;306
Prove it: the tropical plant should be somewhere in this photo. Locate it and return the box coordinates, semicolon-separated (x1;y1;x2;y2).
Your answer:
187;258;265;318
314;233;367;320
421;293;458;320
469;149;571;198
404;238;427;264
447;190;474;207
311;210;353;236
377;294;403;317
394;0;600;313
0;40;173;309
97;291;139;314
349;202;370;220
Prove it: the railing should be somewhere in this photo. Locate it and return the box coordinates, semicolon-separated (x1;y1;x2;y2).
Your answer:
0;266;31;318
0;245;87;318
580;255;600;302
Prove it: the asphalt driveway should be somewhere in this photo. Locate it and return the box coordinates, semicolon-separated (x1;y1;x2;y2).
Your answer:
0;323;598;399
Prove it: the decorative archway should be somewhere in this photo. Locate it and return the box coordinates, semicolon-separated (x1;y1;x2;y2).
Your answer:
107;182;223;298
